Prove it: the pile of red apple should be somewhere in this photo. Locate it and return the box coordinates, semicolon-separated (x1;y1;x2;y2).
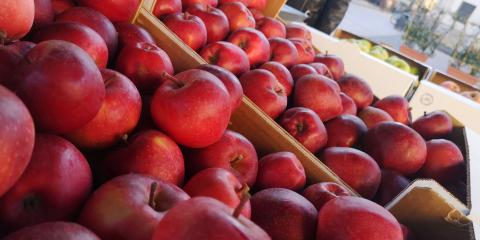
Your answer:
0;0;466;240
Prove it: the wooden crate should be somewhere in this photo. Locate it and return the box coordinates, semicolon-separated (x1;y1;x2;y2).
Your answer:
132;1;356;194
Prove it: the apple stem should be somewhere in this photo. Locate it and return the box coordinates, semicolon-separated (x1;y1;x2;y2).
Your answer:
423;111;427;117
121;134;129;144
148;182;158;210
233;184;250;218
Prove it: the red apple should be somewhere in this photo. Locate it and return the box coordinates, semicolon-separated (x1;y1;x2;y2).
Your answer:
115;22;156;49
154;0;182;18
249;8;264;21
0;46;22;89
440;80;461;93
228;27;270;67
255;152;306;191
363;122;427;175
14;40;105;134
259;61;294;96
218;0;249;5
412;111;453;140
56;7;119;58
0;134;92;231
76;0;141;22
256;17;286;39
279;107;328;153
317;196;403;240
52;0;75;14
79;174;189;240
340;93;357;115
151;70;231;148
322;147;381;198
314;53;345;81
31;22;109;68
325;114;367;148
197;64;243;112
286;22;312;41
151;197;270;240
294;74;343;121
6;41;36;57
184;168;251;218
374;170;410;206
103;130;184;186
0;86;35;197
65;69;142;149
251;188;317;240
115;42;174;94
33;0;54;28
420;139;465;184
302;182;351;211
186;130;258;187
338;74;374;109
374;95;412;125
200;41;250;75
358;106;394;129
248;0;266;11
219;2;255;32
268;37;299;67
289;38;315;64
0;0;34;41
186;4;229;43
239;69;287;119
289;64;317;82
182;0;218;8
163;12;207;51
3;222;100;240
309;62;334;79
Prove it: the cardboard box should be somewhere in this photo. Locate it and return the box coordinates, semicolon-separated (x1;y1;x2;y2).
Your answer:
386;123;480;239
429;71;480;93
132;1;356;194
409;80;480;134
306;24;419;99
334;29;432;82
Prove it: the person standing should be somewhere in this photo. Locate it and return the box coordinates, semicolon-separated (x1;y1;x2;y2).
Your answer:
287;0;351;34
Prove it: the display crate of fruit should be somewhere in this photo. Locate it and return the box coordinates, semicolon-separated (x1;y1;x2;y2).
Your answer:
132;0;353;187
303;24;421;99
334;28;432;81
410;71;480;134
1;0;479;239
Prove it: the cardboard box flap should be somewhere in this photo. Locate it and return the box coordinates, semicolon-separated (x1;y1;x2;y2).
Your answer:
466;129;480;219
386;180;473;240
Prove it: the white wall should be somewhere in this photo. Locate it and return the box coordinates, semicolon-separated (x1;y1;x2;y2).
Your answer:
438;0;480;24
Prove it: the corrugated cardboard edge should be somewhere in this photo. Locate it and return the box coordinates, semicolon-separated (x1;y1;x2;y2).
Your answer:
385;180;474;240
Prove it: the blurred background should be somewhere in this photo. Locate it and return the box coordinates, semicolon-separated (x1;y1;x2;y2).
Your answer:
337;0;480;87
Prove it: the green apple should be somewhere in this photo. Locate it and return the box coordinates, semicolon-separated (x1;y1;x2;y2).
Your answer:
356;39;372;52
369;45;389;60
386;56;411;73
410;66;419;76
